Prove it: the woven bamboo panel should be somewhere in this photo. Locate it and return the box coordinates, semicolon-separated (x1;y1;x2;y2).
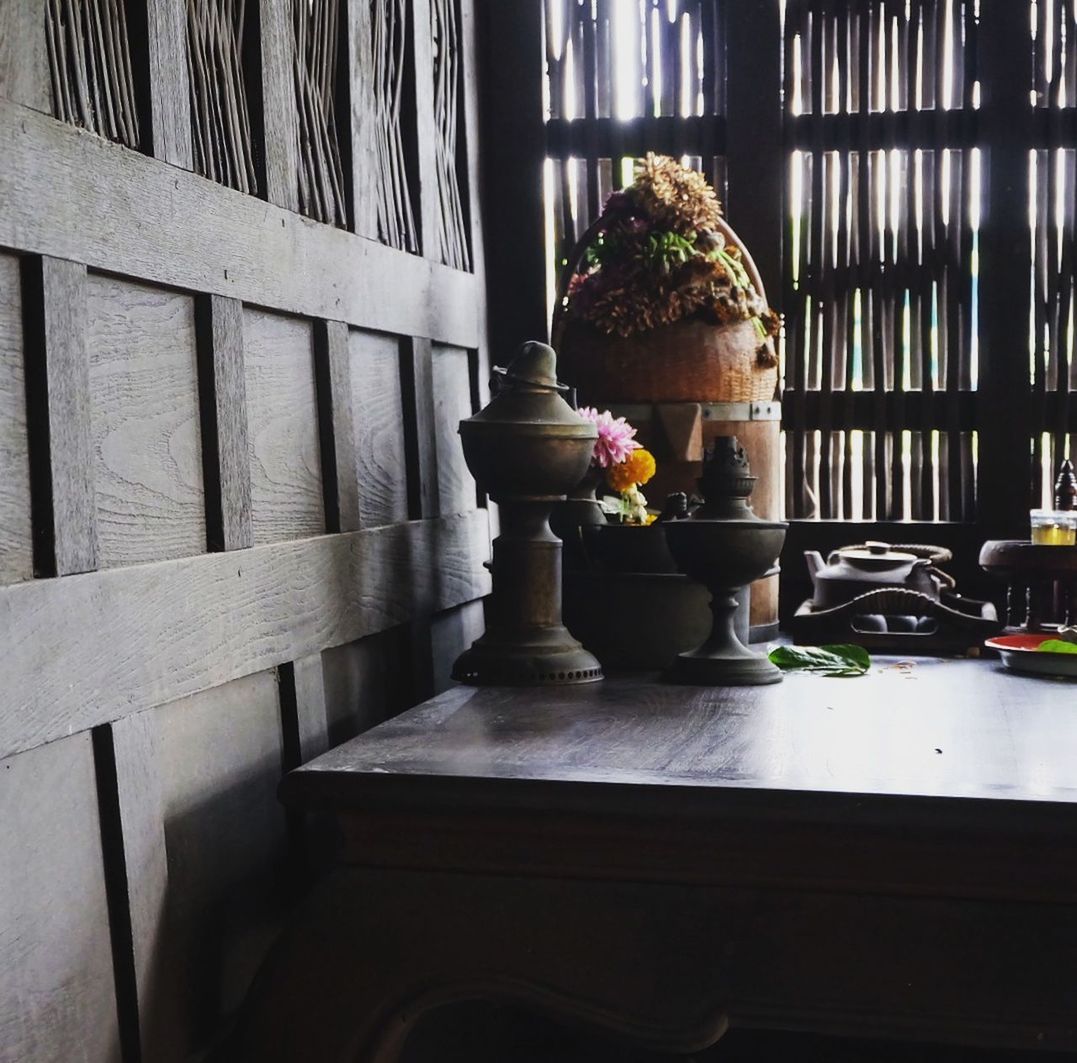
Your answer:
44;0;140;147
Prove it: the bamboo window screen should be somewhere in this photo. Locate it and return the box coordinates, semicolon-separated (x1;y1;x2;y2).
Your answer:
1031;0;1077;508
44;0;140;147
783;0;980;523
542;0;725;317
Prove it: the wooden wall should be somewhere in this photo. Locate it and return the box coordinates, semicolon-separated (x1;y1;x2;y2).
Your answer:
0;1;490;1059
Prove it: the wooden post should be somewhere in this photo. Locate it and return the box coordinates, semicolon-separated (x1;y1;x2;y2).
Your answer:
476;0;548;352
144;0;193;166
0;0;50;113
977;0;1035;538
314;319;361;533
21;255;98;576
196;293;253;552
251;0;301;212
92;711;168;1063
400;335;439;521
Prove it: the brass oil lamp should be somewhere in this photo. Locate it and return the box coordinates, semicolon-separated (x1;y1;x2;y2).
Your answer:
452;342;604;685
664;436;787;685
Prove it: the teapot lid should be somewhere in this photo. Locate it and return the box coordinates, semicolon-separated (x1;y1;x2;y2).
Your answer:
836;541;919;565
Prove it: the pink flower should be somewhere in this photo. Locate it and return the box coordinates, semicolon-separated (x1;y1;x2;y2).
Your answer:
578;407;641;468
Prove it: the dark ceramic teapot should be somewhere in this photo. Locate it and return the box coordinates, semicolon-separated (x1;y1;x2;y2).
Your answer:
805;541;953;610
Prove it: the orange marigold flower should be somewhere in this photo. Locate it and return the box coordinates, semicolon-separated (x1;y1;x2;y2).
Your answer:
607;448;657;491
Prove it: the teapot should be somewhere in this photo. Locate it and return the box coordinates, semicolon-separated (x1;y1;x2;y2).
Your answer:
804;541;953;610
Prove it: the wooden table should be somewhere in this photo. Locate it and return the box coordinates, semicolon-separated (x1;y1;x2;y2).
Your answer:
227;659;1077;1061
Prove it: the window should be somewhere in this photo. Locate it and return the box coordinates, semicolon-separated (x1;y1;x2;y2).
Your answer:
487;0;1075;542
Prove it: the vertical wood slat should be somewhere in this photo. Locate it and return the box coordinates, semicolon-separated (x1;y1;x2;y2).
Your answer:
347;0;378;241
400;335;440;521
411;0;441;260
144;0;192;166
21;256;98;576
977;0;1035;538
480;0;547;351
92;711;168;1063
196;293;252;552
279;653;330;767
0;0;51;112
252;0;300;212
314;319;361;533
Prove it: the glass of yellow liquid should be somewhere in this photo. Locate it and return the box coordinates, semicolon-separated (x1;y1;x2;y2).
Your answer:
1031;510;1077;545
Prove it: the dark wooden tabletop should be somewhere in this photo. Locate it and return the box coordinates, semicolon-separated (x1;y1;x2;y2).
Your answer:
285;658;1076;830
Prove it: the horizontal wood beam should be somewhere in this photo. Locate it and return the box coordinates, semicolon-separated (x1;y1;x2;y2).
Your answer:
544;115;728;161
0;99;480;348
0;510;491;761
783;390;980;433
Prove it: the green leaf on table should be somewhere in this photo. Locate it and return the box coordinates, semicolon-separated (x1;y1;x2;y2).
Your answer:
768;643;871;677
1038;639;1077;655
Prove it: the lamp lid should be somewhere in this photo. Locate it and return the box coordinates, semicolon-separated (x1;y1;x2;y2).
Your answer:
462;341;596;436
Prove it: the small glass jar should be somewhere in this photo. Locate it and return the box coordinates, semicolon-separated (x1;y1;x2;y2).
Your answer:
1030;509;1077;546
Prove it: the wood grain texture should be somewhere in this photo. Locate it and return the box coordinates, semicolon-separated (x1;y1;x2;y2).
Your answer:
27;255;99;575
431;343;474;516
243;308;325;544
280;652;330;766
290;660;1077;822
0;734;121;1063
0;254;32;583
255;0;300;211
148;670;289;1063
314;320;360;533
145;0;192;166
196;293;252;551
0;508;490;759
86;274;206;566
350;330;410;528
0;99;479;345
400;336;438;520
0;0;50;112
321;627;411;746
93;709;169;1063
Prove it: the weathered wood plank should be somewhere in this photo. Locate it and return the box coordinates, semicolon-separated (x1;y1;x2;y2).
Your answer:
351;329;410;528
432;343;475;516
0;98;479;346
314;320;360;533
148;670;289;1062
0;0;50;112
0;733;121;1063
144;0;193;167
401;335;439;520
86;274;205;566
243;308;325;544
93;709;168;1063
280;652;331;766
196;293;253;551
0;253;32;584
0;509;490;759
253;0;300;212
22;255;98;575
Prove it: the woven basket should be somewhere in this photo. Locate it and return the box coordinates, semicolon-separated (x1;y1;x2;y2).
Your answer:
552;216;777;405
